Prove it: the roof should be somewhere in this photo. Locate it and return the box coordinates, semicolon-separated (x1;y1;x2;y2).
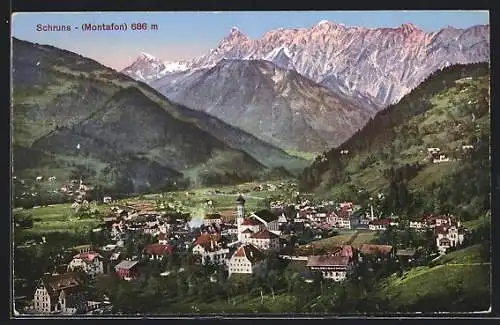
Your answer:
359;244;393;256
205;213;222;220
194;233;221;246
72;251;103;263
250;229;279;240
144;244;174;256
306;255;350;267
253;210;278;223
370;219;391;226
41;272;84;301
233;244;265;264
115;260;139;270
158;232;167;240
341;245;353;258
396;248;417;256
241;218;262;226
236;194;246;203
242;228;254;234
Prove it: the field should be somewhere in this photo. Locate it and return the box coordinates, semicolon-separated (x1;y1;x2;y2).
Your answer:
15;204;105;239
14;180;296;238
164;292;297;313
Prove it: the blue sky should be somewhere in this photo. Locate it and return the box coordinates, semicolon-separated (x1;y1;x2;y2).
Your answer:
12;11;489;70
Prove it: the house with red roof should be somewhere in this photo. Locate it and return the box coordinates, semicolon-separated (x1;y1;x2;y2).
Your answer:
247;229;280;252
143;244;174;261
67;252;104;278
192;234;229;266
368;219;392;231
228;244;266;276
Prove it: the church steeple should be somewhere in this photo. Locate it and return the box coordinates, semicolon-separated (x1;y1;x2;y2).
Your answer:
236;194;245;242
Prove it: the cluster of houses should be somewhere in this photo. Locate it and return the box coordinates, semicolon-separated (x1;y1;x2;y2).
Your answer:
25;190;470;314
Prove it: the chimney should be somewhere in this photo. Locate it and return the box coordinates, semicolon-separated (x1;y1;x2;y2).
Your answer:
211;240;214;250
250;251;253;258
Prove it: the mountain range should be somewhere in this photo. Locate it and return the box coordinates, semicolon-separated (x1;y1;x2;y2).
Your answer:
122;21;489;153
123;22;489;108
12;38;306;194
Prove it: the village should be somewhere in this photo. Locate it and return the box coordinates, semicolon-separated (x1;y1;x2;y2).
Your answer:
14;177;473;315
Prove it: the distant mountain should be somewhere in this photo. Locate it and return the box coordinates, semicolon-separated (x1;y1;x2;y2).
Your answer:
299;63;490;217
12;38;304;194
124;23;489;108
121;52;188;83
152;59;373;152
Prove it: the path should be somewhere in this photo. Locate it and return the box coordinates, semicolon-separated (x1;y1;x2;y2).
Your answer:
345;231;360;245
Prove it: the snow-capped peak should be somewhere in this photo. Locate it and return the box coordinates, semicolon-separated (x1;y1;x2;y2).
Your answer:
139;52;159;61
317;20;330;25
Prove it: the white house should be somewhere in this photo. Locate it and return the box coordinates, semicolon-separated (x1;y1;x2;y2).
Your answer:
33;273;87;314
306;255;353;282
67;252;104;278
228;244;266;277
435;225;465;254
203;213;223;226
327;211;351;229
103;196;112;204
192;241;230;266
248;229;280;252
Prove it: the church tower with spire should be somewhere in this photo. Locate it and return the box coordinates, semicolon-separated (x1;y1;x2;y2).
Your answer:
236;194;246;242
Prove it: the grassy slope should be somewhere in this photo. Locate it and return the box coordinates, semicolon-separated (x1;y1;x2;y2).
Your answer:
375;244;491;312
300;63;490;198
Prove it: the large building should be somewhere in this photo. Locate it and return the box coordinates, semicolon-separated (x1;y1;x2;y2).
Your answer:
227;244;266;276
33;272;87;314
246;229;280;252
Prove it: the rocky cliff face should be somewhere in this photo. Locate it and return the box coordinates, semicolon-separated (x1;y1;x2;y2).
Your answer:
124;22;489;108
153;59;373;152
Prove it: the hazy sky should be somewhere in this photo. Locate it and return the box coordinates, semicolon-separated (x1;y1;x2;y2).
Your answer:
12;11;489;71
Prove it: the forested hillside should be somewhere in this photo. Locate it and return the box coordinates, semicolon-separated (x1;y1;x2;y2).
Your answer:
300;63;490;219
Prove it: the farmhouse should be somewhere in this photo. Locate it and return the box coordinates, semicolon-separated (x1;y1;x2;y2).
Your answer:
306;255;353;282
228;244;266;277
358;244;394;262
